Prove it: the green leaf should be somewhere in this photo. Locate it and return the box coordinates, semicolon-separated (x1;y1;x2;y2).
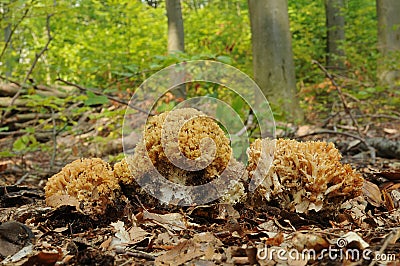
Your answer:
111;71;134;77
24;127;36;134
0;150;15;158
124;64;139;73
216;55;233;64
84;91;109;106
13;136;28;152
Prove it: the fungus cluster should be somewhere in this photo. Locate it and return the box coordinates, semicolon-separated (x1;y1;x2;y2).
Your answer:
247;138;364;213
114;108;246;204
44;158;120;215
117;108;232;186
44;109;364;214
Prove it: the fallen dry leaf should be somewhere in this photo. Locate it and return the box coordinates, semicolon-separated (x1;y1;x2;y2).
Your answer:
376;170;400;181
262;231;285;247
217;203;240;219
45;194;80;210
154;232;180;248
3;248;62;266
292;232;330;252
392;189;400;208
0;161;11;172
362;180;384;207
382;183;400;210
257;220;280;234
155;232;223;266
382;189;395;211
110;221;130;249
99;237;112;250
128;224;151;244
383;128;398;134
141;211;189;231
155;239;203;266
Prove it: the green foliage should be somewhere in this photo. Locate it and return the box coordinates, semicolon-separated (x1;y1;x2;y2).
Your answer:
343;0;378;80
183;0;252;73
1;0;167;87
0;0;391;93
0;0;398;160
11;127;48;154
288;0;327;83
290;0;399;120
84;91;109;106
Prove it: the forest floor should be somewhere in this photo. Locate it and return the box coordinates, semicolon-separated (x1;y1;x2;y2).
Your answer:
0;108;399;265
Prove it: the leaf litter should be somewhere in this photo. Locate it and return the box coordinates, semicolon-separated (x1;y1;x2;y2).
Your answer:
1;117;400;265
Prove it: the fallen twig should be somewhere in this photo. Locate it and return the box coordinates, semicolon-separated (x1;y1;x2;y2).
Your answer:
14;173;29;185
312;60;363;137
125;250;155;261
235;111;254;137
0;82;69;98
354;114;400;121
296;130;365;142
311;60;376;162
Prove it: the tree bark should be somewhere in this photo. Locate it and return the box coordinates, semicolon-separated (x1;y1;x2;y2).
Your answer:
165;0;186;100
324;0;345;68
376;0;400;88
248;0;303;122
166;0;185;52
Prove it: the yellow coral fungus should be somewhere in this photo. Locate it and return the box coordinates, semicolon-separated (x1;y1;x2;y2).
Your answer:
114;108;248;205
118;108;232;186
247;139;364;213
44;158;120;215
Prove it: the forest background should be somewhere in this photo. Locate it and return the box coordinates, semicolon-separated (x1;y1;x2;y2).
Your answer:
0;0;399;167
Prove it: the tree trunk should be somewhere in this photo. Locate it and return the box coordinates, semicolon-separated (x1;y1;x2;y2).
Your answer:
166;0;186;100
324;0;345;68
248;0;303;122
166;0;185;52
376;0;400;88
